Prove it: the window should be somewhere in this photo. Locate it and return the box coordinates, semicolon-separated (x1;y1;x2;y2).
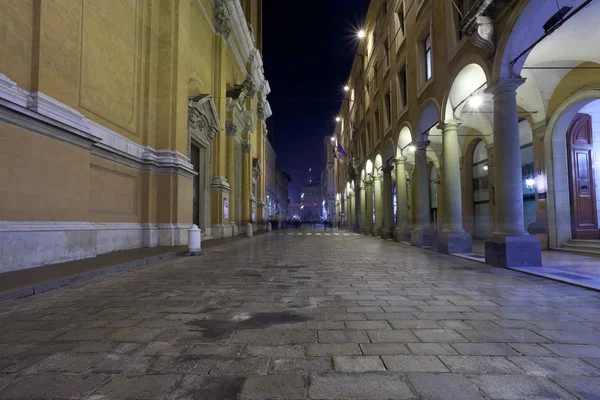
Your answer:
424;34;432;81
373;111;380;146
398;67;407;109
384;89;392;127
397;2;405;37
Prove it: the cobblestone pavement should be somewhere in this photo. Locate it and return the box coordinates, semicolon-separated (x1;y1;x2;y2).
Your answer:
1;229;600;399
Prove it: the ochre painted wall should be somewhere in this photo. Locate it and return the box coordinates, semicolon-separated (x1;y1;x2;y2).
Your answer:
0;124;89;221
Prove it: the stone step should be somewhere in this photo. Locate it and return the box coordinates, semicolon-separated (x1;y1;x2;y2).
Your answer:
560;243;600;255
569;239;600;248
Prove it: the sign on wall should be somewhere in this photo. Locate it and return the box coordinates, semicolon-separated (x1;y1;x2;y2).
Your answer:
223;198;229;220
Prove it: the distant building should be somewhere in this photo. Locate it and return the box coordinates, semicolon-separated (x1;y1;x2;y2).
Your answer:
321;137;336;222
265;138;291;223
300;180;321;221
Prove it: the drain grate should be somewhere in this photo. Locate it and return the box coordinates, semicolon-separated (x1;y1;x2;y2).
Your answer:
551;272;591;280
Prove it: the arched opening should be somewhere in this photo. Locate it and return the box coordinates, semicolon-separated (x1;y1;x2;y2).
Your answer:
472;140;490;239
429;164;438;232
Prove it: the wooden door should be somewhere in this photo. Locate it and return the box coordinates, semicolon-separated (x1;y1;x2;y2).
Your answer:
568;113;600;239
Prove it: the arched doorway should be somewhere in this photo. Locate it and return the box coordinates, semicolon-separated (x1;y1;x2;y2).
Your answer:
567;108;600;239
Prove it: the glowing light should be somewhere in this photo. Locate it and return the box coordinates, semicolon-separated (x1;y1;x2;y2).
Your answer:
301;193;304;199
469;95;483;108
300;205;304;209
407;145;416;153
331;136;335;142
344;85;349;92
357;29;366;39
483;165;488;171
335;117;341;122
322;201;325;206
525;178;535;188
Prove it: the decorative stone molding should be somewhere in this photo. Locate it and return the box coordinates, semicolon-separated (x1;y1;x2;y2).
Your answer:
257;101;266;121
28;91;90;133
243;110;255;134
458;0;508;59
241;139;251;154
226;119;237;137
211;176;232;192
0;73;30;107
214;0;231;39
243;74;257;98
188;94;221;146
435;168;442;184
471;17;495;58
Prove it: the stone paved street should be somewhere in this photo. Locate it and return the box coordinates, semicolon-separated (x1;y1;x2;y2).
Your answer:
1;229;600;399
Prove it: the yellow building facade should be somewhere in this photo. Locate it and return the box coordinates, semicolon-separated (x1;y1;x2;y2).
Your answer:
334;0;600;267
0;0;271;272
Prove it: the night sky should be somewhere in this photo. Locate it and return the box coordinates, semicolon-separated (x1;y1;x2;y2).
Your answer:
262;0;370;202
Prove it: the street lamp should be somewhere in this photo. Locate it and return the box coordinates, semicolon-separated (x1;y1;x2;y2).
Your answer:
335;116;341;122
357;29;366;39
469;95;483;108
344;85;349;92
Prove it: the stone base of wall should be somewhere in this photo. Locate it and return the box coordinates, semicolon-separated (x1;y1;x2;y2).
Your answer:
0;221;190;273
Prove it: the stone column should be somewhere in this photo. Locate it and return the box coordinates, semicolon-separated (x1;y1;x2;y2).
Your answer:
346;192;353;230
382;165;394;238
411;142;436;246
354;177;362;233
485;78;541;267
394;156;409;242
437;120;472;253
364;177;374;234
226;121;238;235
372;173;383;236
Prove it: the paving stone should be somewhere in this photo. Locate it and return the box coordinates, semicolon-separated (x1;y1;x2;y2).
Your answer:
367;329;419;343
333;356;386;372
242;345;304;358
345;320;390;330
388;320;440;329
188;344;244;356
407;343;458;355
23;353;105;374
140;341;191;356
440;355;523;374
0;355;47;373
240;374;306;399
550;375;600;399
437;320;473;329
271;357;331;373
306;321;345;330
53;328;115;341
508;343;556;356
318;330;369;343
107;327;164;342
408;373;485;400
0;373;109;399
584;358;600;369
382;355;449;372
93;374;181;399
230;329;316;345
535;329;600;344
360;343;410;355
451;343;520;355
508;356;600;376
150;356;216;375
469;374;577;399
308;373;414;399
411;328;468;343
210;357;269;375
306;343;362;356
91;354;154;374
166;375;245;400
456;328;548;343
542;343;600;358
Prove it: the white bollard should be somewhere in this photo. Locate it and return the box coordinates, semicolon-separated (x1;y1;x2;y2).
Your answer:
267;222;272;232
188;224;201;253
246;223;253;237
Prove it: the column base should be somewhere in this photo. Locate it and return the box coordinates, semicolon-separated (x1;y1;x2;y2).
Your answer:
211;224;233;239
484;234;542;267
393;228;411;242
437;230;472;254
372;225;383;237
230;222;239;236
381;227;394;239
410;230;436;247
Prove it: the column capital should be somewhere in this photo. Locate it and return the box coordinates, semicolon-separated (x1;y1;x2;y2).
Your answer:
382;164;394;174
415;141;430;151
372;172;382;181
485;78;526;96
437;120;462;131
395;155;407;165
